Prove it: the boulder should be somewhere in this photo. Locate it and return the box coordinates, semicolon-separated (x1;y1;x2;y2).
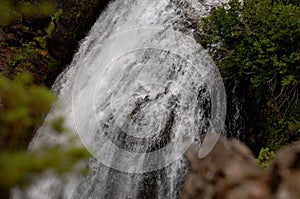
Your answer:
181;137;300;199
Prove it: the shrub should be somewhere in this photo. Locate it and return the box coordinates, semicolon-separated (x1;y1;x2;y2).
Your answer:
197;0;300;152
0;73;89;197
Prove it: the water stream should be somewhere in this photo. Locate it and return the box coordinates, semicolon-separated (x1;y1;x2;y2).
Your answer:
14;0;228;198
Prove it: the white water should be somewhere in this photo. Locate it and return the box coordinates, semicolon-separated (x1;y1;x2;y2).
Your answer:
14;0;227;198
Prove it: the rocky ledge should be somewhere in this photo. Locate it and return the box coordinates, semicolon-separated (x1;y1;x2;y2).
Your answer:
181;137;300;199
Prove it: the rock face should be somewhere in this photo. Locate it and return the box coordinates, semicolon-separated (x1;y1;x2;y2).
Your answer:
0;0;111;86
181;137;300;199
48;0;111;65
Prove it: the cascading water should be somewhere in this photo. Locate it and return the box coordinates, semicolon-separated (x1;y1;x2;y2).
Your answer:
15;0;228;198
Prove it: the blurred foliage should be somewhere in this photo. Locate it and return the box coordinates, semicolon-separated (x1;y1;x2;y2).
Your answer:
0;0;55;26
0;145;89;188
257;147;275;168
0;72;55;149
197;0;300;152
0;72;90;197
0;0;109;196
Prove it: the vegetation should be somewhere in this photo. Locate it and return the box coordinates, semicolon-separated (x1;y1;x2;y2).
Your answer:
0;72;90;197
0;1;92;197
0;72;55;149
2;0;299;196
0;2;113;196
257;147;275;168
1;0;112;86
197;0;300;153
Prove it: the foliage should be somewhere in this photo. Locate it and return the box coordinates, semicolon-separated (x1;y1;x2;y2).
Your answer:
197;0;300;152
0;72;55;149
0;1;92;196
199;0;300;92
0;73;90;197
257;147;275;168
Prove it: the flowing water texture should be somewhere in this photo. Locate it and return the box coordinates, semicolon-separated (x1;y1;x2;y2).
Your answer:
16;0;228;198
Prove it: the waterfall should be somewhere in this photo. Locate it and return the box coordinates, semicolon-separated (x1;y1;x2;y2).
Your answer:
14;0;227;198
